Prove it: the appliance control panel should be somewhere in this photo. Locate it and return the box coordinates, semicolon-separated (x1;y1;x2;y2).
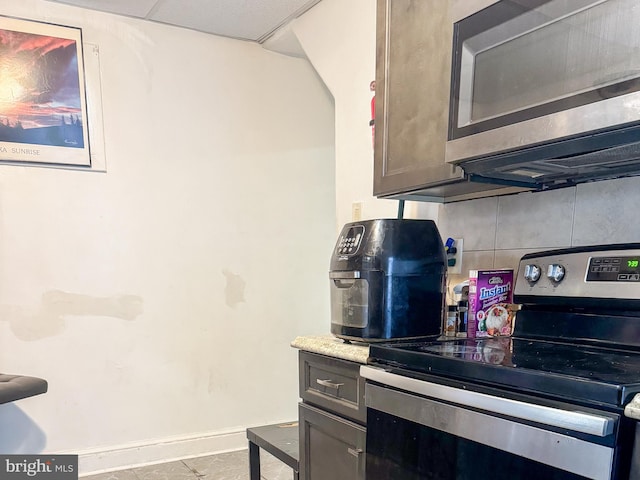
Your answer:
586;256;640;282
514;247;640;299
336;225;365;256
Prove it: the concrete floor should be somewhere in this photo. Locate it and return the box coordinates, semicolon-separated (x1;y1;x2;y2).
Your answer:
82;449;294;480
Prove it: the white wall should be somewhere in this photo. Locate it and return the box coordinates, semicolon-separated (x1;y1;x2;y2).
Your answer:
0;0;335;473
292;0;438;230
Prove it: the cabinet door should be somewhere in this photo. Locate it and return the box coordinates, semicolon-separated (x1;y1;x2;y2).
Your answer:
299;403;366;480
373;0;462;197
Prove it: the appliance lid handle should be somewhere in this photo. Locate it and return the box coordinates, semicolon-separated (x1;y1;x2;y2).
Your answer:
329;271;361;279
360;366;617;437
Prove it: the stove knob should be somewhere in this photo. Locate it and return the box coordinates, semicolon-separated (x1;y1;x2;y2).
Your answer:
547;264;566;283
523;264;541;283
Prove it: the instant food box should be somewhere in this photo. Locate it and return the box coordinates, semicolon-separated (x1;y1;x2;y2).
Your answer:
468;269;514;338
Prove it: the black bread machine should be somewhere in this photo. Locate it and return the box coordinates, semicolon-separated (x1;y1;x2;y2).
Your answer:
330;219;447;342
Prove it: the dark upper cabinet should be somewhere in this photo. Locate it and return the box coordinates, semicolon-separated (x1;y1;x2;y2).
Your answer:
373;0;459;196
373;0;530;202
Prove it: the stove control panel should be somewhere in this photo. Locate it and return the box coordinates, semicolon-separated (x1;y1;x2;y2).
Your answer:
515;247;640;299
586;255;640;282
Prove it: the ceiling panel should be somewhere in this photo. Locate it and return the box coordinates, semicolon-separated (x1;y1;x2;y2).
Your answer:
149;0;319;41
47;0;158;18
44;0;322;42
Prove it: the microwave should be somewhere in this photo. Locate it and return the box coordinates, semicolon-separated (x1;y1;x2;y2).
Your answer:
446;0;640;187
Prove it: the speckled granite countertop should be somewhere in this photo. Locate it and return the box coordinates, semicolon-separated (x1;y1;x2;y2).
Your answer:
291;335;370;364
625;394;640;420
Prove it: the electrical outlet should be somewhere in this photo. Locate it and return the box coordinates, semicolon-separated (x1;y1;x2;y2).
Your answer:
352;202;363;221
447;238;464;275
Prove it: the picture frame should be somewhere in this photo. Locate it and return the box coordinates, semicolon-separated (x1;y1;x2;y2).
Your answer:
0;15;90;167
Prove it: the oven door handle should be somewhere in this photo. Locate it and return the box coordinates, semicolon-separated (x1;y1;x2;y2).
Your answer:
360;366;616;437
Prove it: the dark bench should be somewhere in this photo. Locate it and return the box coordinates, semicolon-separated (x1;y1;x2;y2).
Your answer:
246;422;299;480
0;374;47;404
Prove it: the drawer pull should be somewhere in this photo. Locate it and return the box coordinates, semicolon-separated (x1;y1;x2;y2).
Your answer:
316;378;344;390
347;448;363;457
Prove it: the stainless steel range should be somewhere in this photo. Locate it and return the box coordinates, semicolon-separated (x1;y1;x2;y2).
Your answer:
362;244;640;480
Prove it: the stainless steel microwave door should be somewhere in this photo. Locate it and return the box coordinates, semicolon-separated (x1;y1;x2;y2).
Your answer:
447;0;640;166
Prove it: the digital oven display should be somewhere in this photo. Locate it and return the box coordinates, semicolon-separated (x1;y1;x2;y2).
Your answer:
586;256;640;282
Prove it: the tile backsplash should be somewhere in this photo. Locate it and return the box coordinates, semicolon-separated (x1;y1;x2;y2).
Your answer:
495;187;575;250
438;176;640;289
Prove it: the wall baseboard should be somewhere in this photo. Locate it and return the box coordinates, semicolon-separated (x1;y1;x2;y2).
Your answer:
75;428;248;476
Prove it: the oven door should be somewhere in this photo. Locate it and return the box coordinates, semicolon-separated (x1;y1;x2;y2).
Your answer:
361;366;621;480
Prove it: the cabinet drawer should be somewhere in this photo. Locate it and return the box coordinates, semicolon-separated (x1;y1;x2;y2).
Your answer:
299;351;366;424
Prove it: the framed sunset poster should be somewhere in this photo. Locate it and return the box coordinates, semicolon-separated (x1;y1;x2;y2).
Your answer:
0;16;90;166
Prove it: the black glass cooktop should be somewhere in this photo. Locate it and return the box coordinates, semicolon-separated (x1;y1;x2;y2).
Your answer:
368;337;640;407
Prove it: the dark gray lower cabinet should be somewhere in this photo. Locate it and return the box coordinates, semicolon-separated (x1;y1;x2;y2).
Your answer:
299;402;366;480
298;351;367;480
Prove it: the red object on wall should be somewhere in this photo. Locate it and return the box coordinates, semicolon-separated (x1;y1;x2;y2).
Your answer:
370;80;376;147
